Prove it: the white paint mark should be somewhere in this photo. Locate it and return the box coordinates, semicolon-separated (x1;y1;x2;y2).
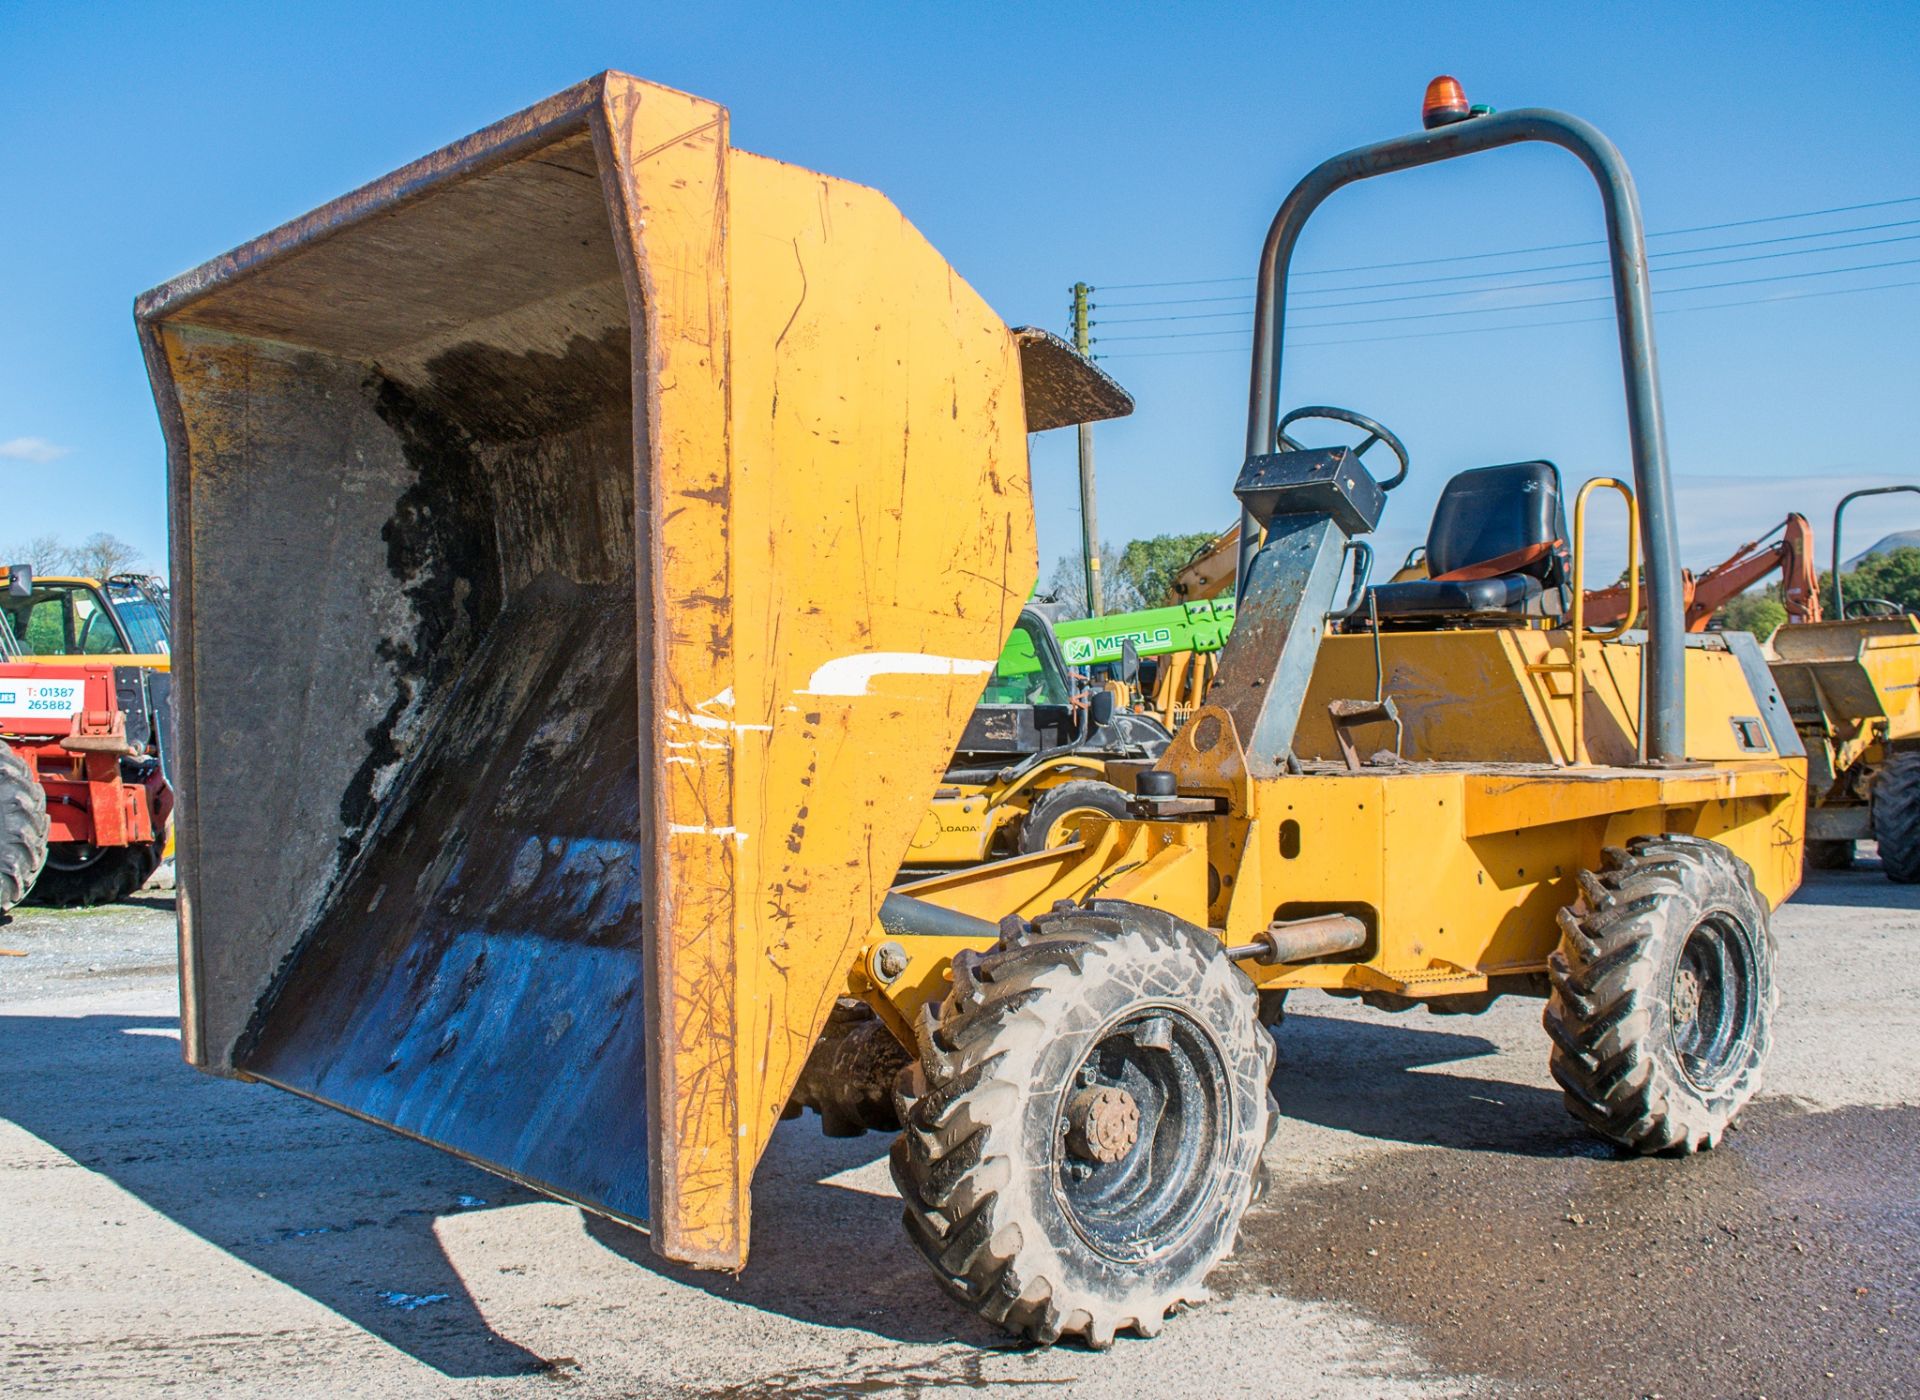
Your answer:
668;824;751;843
798;651;996;697
665;708;772;734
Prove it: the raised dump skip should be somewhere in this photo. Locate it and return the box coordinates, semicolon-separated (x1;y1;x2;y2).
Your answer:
137;73;1126;1268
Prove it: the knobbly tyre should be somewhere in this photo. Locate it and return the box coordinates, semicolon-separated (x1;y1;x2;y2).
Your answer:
140;73;1801;1349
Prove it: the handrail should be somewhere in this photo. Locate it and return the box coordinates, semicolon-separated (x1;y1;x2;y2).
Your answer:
1831;485;1920;619
1537;478;1638;766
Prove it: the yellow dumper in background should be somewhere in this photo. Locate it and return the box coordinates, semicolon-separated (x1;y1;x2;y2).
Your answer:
141;72;1804;1348
1762;484;1920;877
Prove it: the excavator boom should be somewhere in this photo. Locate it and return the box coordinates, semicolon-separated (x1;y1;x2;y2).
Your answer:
1585;512;1821;632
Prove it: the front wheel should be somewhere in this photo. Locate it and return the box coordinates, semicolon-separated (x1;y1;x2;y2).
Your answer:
1544;836;1776;1154
891;901;1273;1347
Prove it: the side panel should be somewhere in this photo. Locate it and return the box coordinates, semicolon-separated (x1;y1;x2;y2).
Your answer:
720;151;1036;1263
599;82;1038;1264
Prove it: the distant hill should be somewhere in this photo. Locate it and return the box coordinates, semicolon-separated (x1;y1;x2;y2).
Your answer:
1844;531;1920;571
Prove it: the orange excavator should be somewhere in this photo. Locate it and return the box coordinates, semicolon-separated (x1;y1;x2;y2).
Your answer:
1586;512;1821;632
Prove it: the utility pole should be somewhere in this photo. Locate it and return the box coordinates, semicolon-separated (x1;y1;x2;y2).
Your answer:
1070;281;1104;617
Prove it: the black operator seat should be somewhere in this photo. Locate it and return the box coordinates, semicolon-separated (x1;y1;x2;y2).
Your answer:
1367;461;1572;623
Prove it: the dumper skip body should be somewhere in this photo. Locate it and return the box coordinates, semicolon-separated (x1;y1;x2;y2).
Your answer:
137;72;1123;1269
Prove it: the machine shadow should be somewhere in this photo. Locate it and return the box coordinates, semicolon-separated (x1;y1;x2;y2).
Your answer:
1788;857;1920;909
1271;1006;1593;1157
0;1013;550;1378
578;1122;1015;1348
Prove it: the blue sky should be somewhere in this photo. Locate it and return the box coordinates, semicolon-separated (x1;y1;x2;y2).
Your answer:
3;2;1917;586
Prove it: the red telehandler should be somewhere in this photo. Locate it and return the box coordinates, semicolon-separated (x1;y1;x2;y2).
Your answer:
1;567;174;909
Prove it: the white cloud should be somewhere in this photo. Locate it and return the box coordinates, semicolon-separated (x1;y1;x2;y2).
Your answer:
0;437;72;463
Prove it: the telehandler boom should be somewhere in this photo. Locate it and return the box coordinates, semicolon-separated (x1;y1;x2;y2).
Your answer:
141;73;1802;1350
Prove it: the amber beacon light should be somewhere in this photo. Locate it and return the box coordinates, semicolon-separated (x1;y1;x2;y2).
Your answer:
1422;74;1472;128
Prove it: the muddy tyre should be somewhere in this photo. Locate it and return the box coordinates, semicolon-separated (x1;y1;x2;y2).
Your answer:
0;742;49;913
1017;781;1132;855
1804;838;1855;871
1544;836;1776;1154
28;841;161;909
891;900;1273;1347
1870;753;1920;884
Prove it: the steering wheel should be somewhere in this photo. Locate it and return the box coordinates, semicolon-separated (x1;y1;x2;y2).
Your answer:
1277;405;1410;492
1847;597;1905;619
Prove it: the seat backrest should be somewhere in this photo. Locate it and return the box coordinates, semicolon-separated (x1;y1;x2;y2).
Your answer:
1425;461;1568;584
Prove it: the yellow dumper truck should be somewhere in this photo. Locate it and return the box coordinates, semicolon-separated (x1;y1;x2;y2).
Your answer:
1767;486;1920;877
140;73;1803;1347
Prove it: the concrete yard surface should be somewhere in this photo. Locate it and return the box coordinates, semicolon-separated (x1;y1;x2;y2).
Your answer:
0;865;1914;1398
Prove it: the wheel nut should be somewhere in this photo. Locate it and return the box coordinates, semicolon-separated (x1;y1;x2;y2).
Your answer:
1065;1085;1141;1164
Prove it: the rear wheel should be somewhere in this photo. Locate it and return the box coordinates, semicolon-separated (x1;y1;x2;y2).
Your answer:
891;901;1272;1346
1017;781;1132;855
1544;836;1775;1154
1870;753;1920;883
28;840;162;909
0;742;49;913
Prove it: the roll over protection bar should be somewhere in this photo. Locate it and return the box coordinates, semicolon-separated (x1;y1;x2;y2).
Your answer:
1236;107;1688;765
1830;485;1920;620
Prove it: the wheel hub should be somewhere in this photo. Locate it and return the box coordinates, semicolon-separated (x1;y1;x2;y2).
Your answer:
1672;913;1760;1093
1671;965;1702;1029
1065;1085;1140;1164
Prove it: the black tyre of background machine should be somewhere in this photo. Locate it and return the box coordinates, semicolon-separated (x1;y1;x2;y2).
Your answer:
1803;838;1854;871
1870;752;1920;883
0;741;50;912
1017;780;1134;855
28;840;161;909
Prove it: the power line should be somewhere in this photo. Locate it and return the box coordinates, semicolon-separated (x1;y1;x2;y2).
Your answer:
1097;273;1920;359
1095;254;1920;343
1095;230;1920;325
1096;216;1920;309
1095;194;1920;291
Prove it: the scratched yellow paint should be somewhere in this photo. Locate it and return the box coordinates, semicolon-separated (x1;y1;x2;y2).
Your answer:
594;75;1034;1267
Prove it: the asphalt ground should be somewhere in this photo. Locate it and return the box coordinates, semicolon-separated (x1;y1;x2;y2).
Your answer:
1;860;1914;1398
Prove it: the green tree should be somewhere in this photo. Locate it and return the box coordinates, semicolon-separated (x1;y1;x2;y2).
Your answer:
1114;532;1221;608
1045;531;1222;618
1720;592;1787;641
1823;545;1920;617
